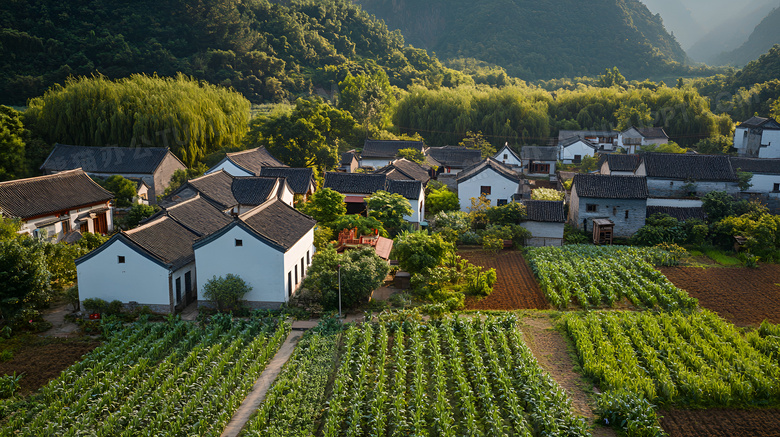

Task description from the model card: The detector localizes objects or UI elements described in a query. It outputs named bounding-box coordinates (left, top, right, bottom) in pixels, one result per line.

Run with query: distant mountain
left=640, top=0, right=704, bottom=49
left=714, top=7, right=780, bottom=66
left=352, top=0, right=688, bottom=81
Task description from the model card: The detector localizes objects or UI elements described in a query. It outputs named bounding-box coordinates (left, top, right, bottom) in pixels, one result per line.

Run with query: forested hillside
left=714, top=7, right=780, bottom=67
left=352, top=0, right=689, bottom=80
left=0, top=0, right=469, bottom=105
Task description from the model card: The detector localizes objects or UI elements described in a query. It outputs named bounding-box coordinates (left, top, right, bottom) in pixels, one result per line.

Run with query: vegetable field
left=4, top=315, right=289, bottom=436
left=459, top=250, right=549, bottom=310
left=526, top=245, right=697, bottom=310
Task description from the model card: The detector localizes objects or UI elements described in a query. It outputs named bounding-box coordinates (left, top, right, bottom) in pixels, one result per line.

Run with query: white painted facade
left=494, top=146, right=522, bottom=167
left=734, top=126, right=780, bottom=158
left=206, top=160, right=254, bottom=177
left=18, top=203, right=113, bottom=242
left=404, top=185, right=426, bottom=224
left=744, top=173, right=780, bottom=196
left=618, top=129, right=667, bottom=154
left=360, top=158, right=394, bottom=170
left=519, top=221, right=564, bottom=247
left=559, top=140, right=596, bottom=164
left=645, top=198, right=703, bottom=208
left=457, top=168, right=520, bottom=212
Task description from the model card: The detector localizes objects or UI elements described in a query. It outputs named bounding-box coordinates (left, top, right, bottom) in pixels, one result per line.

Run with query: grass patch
left=704, top=249, right=741, bottom=266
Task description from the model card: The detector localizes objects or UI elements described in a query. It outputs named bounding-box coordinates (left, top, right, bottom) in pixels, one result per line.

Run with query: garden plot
left=459, top=249, right=549, bottom=310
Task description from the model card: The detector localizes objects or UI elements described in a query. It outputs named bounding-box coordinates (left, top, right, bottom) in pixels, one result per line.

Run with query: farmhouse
left=206, top=147, right=287, bottom=176
left=599, top=154, right=641, bottom=175
left=194, top=198, right=316, bottom=308
left=558, top=130, right=618, bottom=151
left=733, top=116, right=780, bottom=158
left=426, top=146, right=482, bottom=175
left=494, top=144, right=523, bottom=168
left=618, top=126, right=669, bottom=154
left=373, top=158, right=431, bottom=184
left=256, top=167, right=315, bottom=199
left=569, top=173, right=648, bottom=237
left=456, top=158, right=522, bottom=211
left=323, top=172, right=426, bottom=224
left=40, top=144, right=186, bottom=202
left=0, top=169, right=114, bottom=242
left=558, top=137, right=597, bottom=164
left=520, top=146, right=557, bottom=178
left=636, top=153, right=738, bottom=199
left=339, top=150, right=359, bottom=173
left=360, top=139, right=425, bottom=169
left=76, top=195, right=232, bottom=313
left=729, top=157, right=780, bottom=212
left=520, top=200, right=565, bottom=247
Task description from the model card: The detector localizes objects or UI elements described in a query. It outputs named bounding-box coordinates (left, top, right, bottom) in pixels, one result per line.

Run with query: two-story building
left=618, top=127, right=669, bottom=154
left=456, top=158, right=522, bottom=211
left=733, top=116, right=780, bottom=158
left=520, top=146, right=557, bottom=179
left=569, top=174, right=648, bottom=237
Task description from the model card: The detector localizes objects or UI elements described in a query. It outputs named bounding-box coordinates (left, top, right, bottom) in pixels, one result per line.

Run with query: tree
left=0, top=106, right=27, bottom=181
left=339, top=67, right=396, bottom=137
left=163, top=164, right=208, bottom=197
left=123, top=204, right=159, bottom=229
left=75, top=232, right=108, bottom=252
left=426, top=187, right=460, bottom=215
left=459, top=131, right=497, bottom=158
left=0, top=216, right=21, bottom=242
left=640, top=142, right=687, bottom=154
left=202, top=274, right=251, bottom=312
left=392, top=231, right=454, bottom=275
left=615, top=102, right=652, bottom=131
left=101, top=175, right=137, bottom=207
left=297, top=188, right=346, bottom=224
left=329, top=215, right=387, bottom=237
left=702, top=191, right=736, bottom=223
left=531, top=188, right=564, bottom=201
left=694, top=135, right=731, bottom=155
left=597, top=67, right=626, bottom=88
left=735, top=170, right=754, bottom=191
left=366, top=190, right=412, bottom=235
left=0, top=238, right=52, bottom=324
left=397, top=147, right=425, bottom=164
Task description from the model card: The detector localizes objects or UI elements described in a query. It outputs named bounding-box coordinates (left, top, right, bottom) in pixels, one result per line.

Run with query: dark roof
left=323, top=173, right=387, bottom=194
left=0, top=169, right=113, bottom=219
left=125, top=216, right=200, bottom=269
left=457, top=158, right=522, bottom=184
left=573, top=174, right=648, bottom=199
left=238, top=199, right=316, bottom=251
left=647, top=206, right=707, bottom=221
left=495, top=145, right=523, bottom=162
left=559, top=137, right=597, bottom=149
left=166, top=171, right=285, bottom=210
left=386, top=179, right=423, bottom=200
left=602, top=154, right=641, bottom=172
left=641, top=153, right=736, bottom=181
left=558, top=130, right=618, bottom=142
left=221, top=147, right=287, bottom=174
left=525, top=200, right=566, bottom=223
left=362, top=139, right=424, bottom=159
left=729, top=157, right=780, bottom=175
left=257, top=167, right=314, bottom=194
left=341, top=150, right=357, bottom=165
left=232, top=177, right=280, bottom=205
left=520, top=146, right=558, bottom=161
left=426, top=146, right=482, bottom=168
left=40, top=144, right=182, bottom=174
left=636, top=127, right=668, bottom=139
left=160, top=195, right=233, bottom=236
left=374, top=159, right=430, bottom=183
left=185, top=171, right=238, bottom=208
left=739, top=116, right=780, bottom=130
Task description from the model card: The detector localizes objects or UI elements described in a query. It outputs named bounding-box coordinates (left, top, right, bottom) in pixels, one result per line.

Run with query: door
left=184, top=271, right=192, bottom=304
left=175, top=277, right=182, bottom=305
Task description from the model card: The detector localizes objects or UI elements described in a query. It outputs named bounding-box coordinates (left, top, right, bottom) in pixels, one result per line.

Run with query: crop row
left=562, top=311, right=780, bottom=407
left=5, top=315, right=289, bottom=436
left=526, top=245, right=697, bottom=310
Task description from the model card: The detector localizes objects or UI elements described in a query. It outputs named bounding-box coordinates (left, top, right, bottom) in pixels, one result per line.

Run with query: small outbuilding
left=520, top=200, right=566, bottom=246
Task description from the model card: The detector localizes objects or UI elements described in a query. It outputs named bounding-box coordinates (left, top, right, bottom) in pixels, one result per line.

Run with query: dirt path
left=520, top=315, right=617, bottom=437
left=40, top=302, right=79, bottom=337
left=220, top=330, right=302, bottom=437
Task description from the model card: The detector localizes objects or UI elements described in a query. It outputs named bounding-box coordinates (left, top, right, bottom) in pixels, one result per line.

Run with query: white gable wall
left=560, top=141, right=596, bottom=164
left=745, top=173, right=780, bottom=195
left=519, top=221, right=564, bottom=247
left=457, top=168, right=519, bottom=211
left=759, top=130, right=780, bottom=158
left=403, top=185, right=426, bottom=224
left=207, top=160, right=254, bottom=177
left=495, top=146, right=522, bottom=167
left=283, top=228, right=316, bottom=299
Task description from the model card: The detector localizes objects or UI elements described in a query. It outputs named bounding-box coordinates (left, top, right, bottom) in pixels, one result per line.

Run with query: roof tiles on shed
left=361, top=139, right=424, bottom=159
left=641, top=153, right=736, bottom=181
left=524, top=200, right=565, bottom=223
left=573, top=174, right=648, bottom=199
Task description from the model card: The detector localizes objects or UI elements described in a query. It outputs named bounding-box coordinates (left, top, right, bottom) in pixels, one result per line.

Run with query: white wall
left=283, top=228, right=316, bottom=297
left=495, top=147, right=522, bottom=167
left=360, top=158, right=393, bottom=169
left=646, top=198, right=703, bottom=207
left=457, top=169, right=519, bottom=211
left=77, top=239, right=171, bottom=307
left=745, top=173, right=780, bottom=194
left=560, top=141, right=596, bottom=164
left=404, top=185, right=426, bottom=223
left=759, top=130, right=780, bottom=158
left=733, top=127, right=748, bottom=151
left=171, top=261, right=196, bottom=308
left=207, top=160, right=253, bottom=177
left=520, top=221, right=564, bottom=247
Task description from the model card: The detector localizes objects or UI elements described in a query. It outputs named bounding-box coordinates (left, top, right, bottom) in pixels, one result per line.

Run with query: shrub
left=564, top=224, right=588, bottom=244
left=596, top=390, right=665, bottom=437
left=107, top=300, right=124, bottom=315
left=202, top=274, right=252, bottom=312
left=426, top=187, right=460, bottom=215
left=459, top=231, right=482, bottom=245
left=484, top=202, right=527, bottom=225
left=82, top=298, right=108, bottom=314
left=531, top=188, right=565, bottom=201
left=392, top=231, right=454, bottom=275
left=482, top=235, right=504, bottom=254
left=302, top=247, right=389, bottom=311
left=65, top=285, right=80, bottom=311
left=0, top=372, right=23, bottom=399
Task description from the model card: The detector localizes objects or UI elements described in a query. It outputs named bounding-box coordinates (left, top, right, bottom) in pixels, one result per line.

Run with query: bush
left=564, top=224, right=588, bottom=244
left=484, top=202, right=527, bottom=225
left=0, top=373, right=23, bottom=399
left=482, top=235, right=504, bottom=254
left=82, top=298, right=108, bottom=314
left=392, top=231, right=454, bottom=275
left=65, top=285, right=80, bottom=311
left=107, top=300, right=124, bottom=315
left=302, top=247, right=389, bottom=311
left=459, top=231, right=482, bottom=245
left=426, top=187, right=460, bottom=215
left=202, top=274, right=252, bottom=312
left=531, top=188, right=564, bottom=201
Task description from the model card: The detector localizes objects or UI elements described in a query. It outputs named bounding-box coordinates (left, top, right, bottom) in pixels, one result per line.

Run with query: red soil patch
left=460, top=249, right=550, bottom=310
left=659, top=264, right=780, bottom=327
left=660, top=409, right=780, bottom=437
left=0, top=340, right=99, bottom=395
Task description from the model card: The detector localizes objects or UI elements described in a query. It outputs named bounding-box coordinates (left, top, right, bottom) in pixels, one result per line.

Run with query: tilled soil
left=0, top=341, right=99, bottom=395
left=460, top=249, right=550, bottom=310
left=660, top=264, right=780, bottom=326
left=660, top=408, right=780, bottom=437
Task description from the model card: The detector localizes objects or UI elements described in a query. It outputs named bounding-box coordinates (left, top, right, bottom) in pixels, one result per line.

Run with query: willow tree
left=25, top=73, right=250, bottom=166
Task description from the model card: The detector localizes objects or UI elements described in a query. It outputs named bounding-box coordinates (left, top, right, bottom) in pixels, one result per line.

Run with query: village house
left=520, top=146, right=557, bottom=179
left=456, top=158, right=522, bottom=211
left=569, top=174, right=648, bottom=237
left=733, top=116, right=780, bottom=158
left=558, top=137, right=598, bottom=164
left=359, top=139, right=425, bottom=169
left=494, top=144, right=523, bottom=168
left=206, top=146, right=288, bottom=176
left=339, top=150, right=359, bottom=173
left=426, top=146, right=482, bottom=175
left=0, top=169, right=114, bottom=242
left=636, top=153, right=738, bottom=200
left=646, top=205, right=707, bottom=222
left=255, top=167, right=316, bottom=200
left=75, top=195, right=232, bottom=313
left=373, top=158, right=431, bottom=185
left=558, top=130, right=618, bottom=151
left=40, top=144, right=186, bottom=203
left=599, top=154, right=642, bottom=175
left=520, top=200, right=566, bottom=247
left=617, top=126, right=669, bottom=154
left=729, top=157, right=780, bottom=212
left=322, top=172, right=426, bottom=224
left=194, top=198, right=316, bottom=308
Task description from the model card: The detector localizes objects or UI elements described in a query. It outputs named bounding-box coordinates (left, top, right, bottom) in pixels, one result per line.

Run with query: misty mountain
left=714, top=6, right=780, bottom=66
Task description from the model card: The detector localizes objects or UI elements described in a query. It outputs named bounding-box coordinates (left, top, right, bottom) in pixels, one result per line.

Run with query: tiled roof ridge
left=0, top=168, right=88, bottom=186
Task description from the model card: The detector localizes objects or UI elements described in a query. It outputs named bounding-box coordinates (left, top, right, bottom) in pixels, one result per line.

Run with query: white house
left=207, top=147, right=287, bottom=176
left=618, top=127, right=669, bottom=154
left=256, top=167, right=316, bottom=200
left=386, top=179, right=426, bottom=224
left=599, top=154, right=641, bottom=175
left=636, top=153, right=739, bottom=199
left=456, top=158, right=522, bottom=211
left=520, top=200, right=565, bottom=246
left=494, top=144, right=523, bottom=168
left=558, top=130, right=618, bottom=151
left=427, top=146, right=482, bottom=175
left=729, top=157, right=780, bottom=199
left=520, top=146, right=558, bottom=179
left=75, top=195, right=232, bottom=313
left=0, top=169, right=114, bottom=242
left=558, top=137, right=597, bottom=164
left=733, top=116, right=780, bottom=158
left=194, top=199, right=316, bottom=308
left=322, top=172, right=426, bottom=225
left=360, top=139, right=425, bottom=169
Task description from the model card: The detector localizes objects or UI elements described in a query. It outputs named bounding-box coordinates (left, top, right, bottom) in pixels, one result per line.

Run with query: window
left=503, top=153, right=508, bottom=160
left=530, top=163, right=550, bottom=174
left=62, top=220, right=71, bottom=234
left=301, top=258, right=305, bottom=277
left=307, top=250, right=310, bottom=265
left=497, top=199, right=508, bottom=206
left=295, top=265, right=298, bottom=285
left=774, top=183, right=780, bottom=192
left=175, top=277, right=182, bottom=304
left=625, top=210, right=629, bottom=220
left=118, top=256, right=125, bottom=264
left=586, top=204, right=597, bottom=213
left=235, top=239, right=243, bottom=247
left=573, top=155, right=582, bottom=163
left=288, top=272, right=292, bottom=296
left=480, top=186, right=492, bottom=195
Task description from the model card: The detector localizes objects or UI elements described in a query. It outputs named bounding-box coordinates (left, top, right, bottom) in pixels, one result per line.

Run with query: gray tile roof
left=559, top=137, right=597, bottom=149
left=166, top=171, right=285, bottom=210
left=40, top=144, right=182, bottom=174
left=525, top=200, right=565, bottom=223
left=185, top=171, right=237, bottom=208
left=386, top=179, right=423, bottom=200
left=457, top=158, right=522, bottom=184
left=161, top=195, right=233, bottom=236
left=558, top=130, right=618, bottom=142
left=323, top=172, right=388, bottom=194
left=125, top=216, right=201, bottom=269
left=0, top=169, right=113, bottom=219
left=641, top=153, right=736, bottom=181
left=426, top=146, right=482, bottom=168
left=729, top=157, right=780, bottom=175
left=232, top=177, right=280, bottom=205
left=739, top=116, right=780, bottom=130
left=495, top=145, right=523, bottom=161
left=602, top=154, right=641, bottom=172
left=520, top=146, right=558, bottom=161
left=636, top=127, right=668, bottom=139
left=222, top=147, right=287, bottom=174
left=239, top=199, right=316, bottom=251
left=341, top=150, right=357, bottom=165
left=573, top=174, right=648, bottom=199
left=361, top=139, right=424, bottom=159
left=374, top=159, right=430, bottom=183
left=647, top=206, right=706, bottom=221
left=257, top=167, right=314, bottom=194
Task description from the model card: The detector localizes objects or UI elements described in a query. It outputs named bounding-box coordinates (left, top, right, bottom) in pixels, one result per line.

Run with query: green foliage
left=82, top=298, right=108, bottom=314
left=100, top=175, right=137, bottom=208
left=0, top=373, right=23, bottom=399
left=202, top=274, right=252, bottom=312
left=0, top=216, right=21, bottom=241
left=0, top=106, right=27, bottom=181
left=426, top=187, right=459, bottom=216
left=431, top=210, right=470, bottom=233
left=482, top=235, right=503, bottom=254
left=563, top=223, right=588, bottom=244
left=700, top=191, right=765, bottom=223
left=579, top=155, right=600, bottom=172
left=639, top=142, right=686, bottom=154
left=163, top=165, right=208, bottom=197
left=615, top=102, right=652, bottom=131
left=313, top=226, right=334, bottom=251
left=596, top=390, right=665, bottom=437
left=694, top=135, right=732, bottom=155
left=25, top=74, right=250, bottom=166
left=122, top=204, right=159, bottom=229
left=484, top=202, right=527, bottom=226
left=396, top=147, right=426, bottom=164
left=75, top=232, right=108, bottom=252
left=736, top=171, right=754, bottom=191
left=392, top=231, right=454, bottom=275
left=481, top=224, right=531, bottom=247
left=301, top=246, right=389, bottom=310
left=598, top=67, right=627, bottom=88
left=297, top=188, right=346, bottom=224
left=713, top=212, right=780, bottom=257
left=339, top=67, right=396, bottom=136
left=633, top=214, right=709, bottom=247
left=0, top=238, right=52, bottom=324
left=366, top=190, right=413, bottom=235
left=459, top=131, right=497, bottom=158
left=531, top=188, right=564, bottom=201
left=328, top=215, right=387, bottom=238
